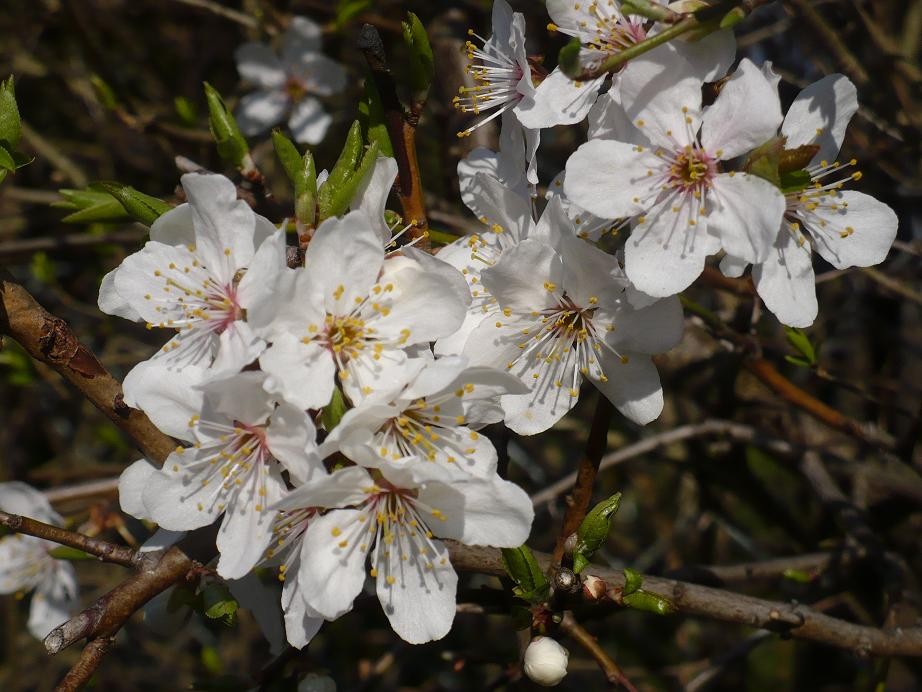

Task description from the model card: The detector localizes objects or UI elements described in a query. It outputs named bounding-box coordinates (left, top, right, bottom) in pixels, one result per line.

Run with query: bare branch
left=0, top=510, right=137, bottom=567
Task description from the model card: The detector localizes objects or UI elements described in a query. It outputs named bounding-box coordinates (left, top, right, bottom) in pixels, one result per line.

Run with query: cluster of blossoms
left=86, top=0, right=899, bottom=658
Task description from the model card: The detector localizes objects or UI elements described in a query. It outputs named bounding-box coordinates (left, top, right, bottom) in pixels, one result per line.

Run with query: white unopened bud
left=523, top=636, right=569, bottom=687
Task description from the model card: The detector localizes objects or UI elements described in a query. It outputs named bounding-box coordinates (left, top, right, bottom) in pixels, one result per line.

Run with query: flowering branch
left=0, top=270, right=176, bottom=463
left=446, top=543, right=922, bottom=657
left=559, top=611, right=637, bottom=691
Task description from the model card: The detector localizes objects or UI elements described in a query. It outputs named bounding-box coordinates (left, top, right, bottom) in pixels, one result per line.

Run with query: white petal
left=701, top=58, right=782, bottom=160
left=235, top=42, right=285, bottom=89
left=604, top=295, right=684, bottom=354
left=237, top=228, right=287, bottom=312
left=624, top=201, right=722, bottom=297
left=236, top=89, right=289, bottom=137
left=419, top=476, right=533, bottom=547
left=260, top=334, right=336, bottom=411
left=122, top=359, right=204, bottom=441
left=199, top=370, right=273, bottom=424
left=516, top=68, right=603, bottom=128
left=305, top=210, right=384, bottom=312
left=0, top=482, right=58, bottom=523
left=460, top=172, right=533, bottom=243
left=564, top=139, right=658, bottom=219
left=143, top=462, right=223, bottom=531
left=781, top=74, right=857, bottom=165
left=139, top=528, right=186, bottom=552
left=183, top=173, right=259, bottom=280
left=118, top=459, right=159, bottom=521
left=282, top=16, right=323, bottom=63
left=215, top=468, right=286, bottom=579
left=708, top=173, right=786, bottom=264
left=288, top=97, right=332, bottom=145
left=227, top=573, right=287, bottom=655
left=28, top=562, right=78, bottom=639
left=267, top=403, right=323, bottom=485
left=375, top=536, right=457, bottom=644
left=753, top=231, right=818, bottom=328
left=149, top=203, right=193, bottom=245
left=296, top=509, right=370, bottom=619
left=592, top=353, right=664, bottom=424
left=209, top=322, right=266, bottom=379
left=98, top=267, right=141, bottom=321
left=273, top=466, right=372, bottom=512
left=481, top=239, right=564, bottom=312
left=352, top=156, right=398, bottom=245
left=674, top=28, right=735, bottom=82
left=289, top=55, right=347, bottom=97
left=719, top=254, right=749, bottom=278
left=806, top=190, right=898, bottom=270
left=586, top=88, right=648, bottom=144
left=283, top=594, right=324, bottom=649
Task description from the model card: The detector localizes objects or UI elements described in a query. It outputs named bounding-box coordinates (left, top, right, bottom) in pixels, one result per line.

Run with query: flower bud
left=583, top=574, right=608, bottom=601
left=523, top=636, right=569, bottom=687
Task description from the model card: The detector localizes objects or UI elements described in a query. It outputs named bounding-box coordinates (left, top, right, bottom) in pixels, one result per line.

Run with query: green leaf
left=49, top=546, right=93, bottom=561
left=89, top=74, right=119, bottom=110
left=321, top=385, right=348, bottom=431
left=202, top=583, right=238, bottom=625
left=54, top=188, right=129, bottom=224
left=0, top=75, right=22, bottom=146
left=572, top=492, right=622, bottom=573
left=783, top=326, right=816, bottom=366
left=744, top=136, right=784, bottom=188
left=90, top=181, right=171, bottom=226
left=174, top=96, right=198, bottom=126
left=558, top=38, right=583, bottom=79
left=0, top=144, right=16, bottom=172
left=622, top=567, right=644, bottom=596
left=402, top=12, right=435, bottom=101
left=719, top=6, right=746, bottom=29
left=622, top=590, right=674, bottom=615
left=501, top=545, right=550, bottom=604
left=321, top=120, right=363, bottom=194
left=779, top=169, right=812, bottom=194
left=358, top=72, right=393, bottom=157
left=203, top=82, right=249, bottom=168
left=784, top=355, right=812, bottom=368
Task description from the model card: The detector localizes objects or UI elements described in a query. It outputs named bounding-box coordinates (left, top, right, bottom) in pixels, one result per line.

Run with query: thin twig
left=0, top=270, right=177, bottom=463
left=551, top=396, right=614, bottom=565
left=54, top=637, right=115, bottom=692
left=358, top=24, right=430, bottom=249
left=0, top=510, right=137, bottom=567
left=43, top=478, right=121, bottom=504
left=167, top=0, right=259, bottom=29
left=559, top=611, right=637, bottom=690
left=447, top=544, right=922, bottom=657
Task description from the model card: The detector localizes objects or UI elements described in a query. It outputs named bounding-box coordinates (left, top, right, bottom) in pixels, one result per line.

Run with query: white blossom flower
left=523, top=636, right=569, bottom=687
left=517, top=2, right=735, bottom=129
left=453, top=0, right=540, bottom=183
left=254, top=209, right=470, bottom=410
left=118, top=365, right=322, bottom=579
left=320, top=355, right=528, bottom=482
left=721, top=74, right=898, bottom=327
left=565, top=58, right=787, bottom=297
left=462, top=197, right=684, bottom=434
left=271, top=464, right=534, bottom=644
left=99, top=173, right=283, bottom=379
left=235, top=16, right=346, bottom=144
left=0, top=482, right=78, bottom=640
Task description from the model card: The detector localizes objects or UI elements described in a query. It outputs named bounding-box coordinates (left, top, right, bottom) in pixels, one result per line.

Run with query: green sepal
left=323, top=121, right=363, bottom=196
left=402, top=12, right=435, bottom=102
left=358, top=71, right=394, bottom=157
left=90, top=181, right=171, bottom=226
left=622, top=567, right=643, bottom=596
left=321, top=385, right=348, bottom=431
left=0, top=145, right=16, bottom=173
left=572, top=492, right=622, bottom=574
left=783, top=326, right=817, bottom=366
left=558, top=38, right=583, bottom=79
left=501, top=545, right=550, bottom=604
left=719, top=7, right=746, bottom=29
left=622, top=590, right=674, bottom=615
left=779, top=169, right=812, bottom=194
left=54, top=188, right=129, bottom=224
left=202, top=582, right=239, bottom=625
left=779, top=144, right=820, bottom=173
left=322, top=140, right=379, bottom=221
left=174, top=96, right=199, bottom=126
left=272, top=130, right=318, bottom=225
left=744, top=136, right=784, bottom=188
left=0, top=75, right=22, bottom=147
left=203, top=82, right=249, bottom=168
left=48, top=546, right=93, bottom=561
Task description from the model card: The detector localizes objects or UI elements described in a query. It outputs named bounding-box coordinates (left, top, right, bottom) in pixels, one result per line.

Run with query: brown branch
left=43, top=478, right=121, bottom=504
left=446, top=544, right=922, bottom=657
left=551, top=396, right=614, bottom=565
left=44, top=546, right=195, bottom=655
left=0, top=270, right=177, bottom=463
left=0, top=510, right=136, bottom=567
left=358, top=23, right=430, bottom=249
left=559, top=611, right=637, bottom=691
left=55, top=637, right=115, bottom=692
